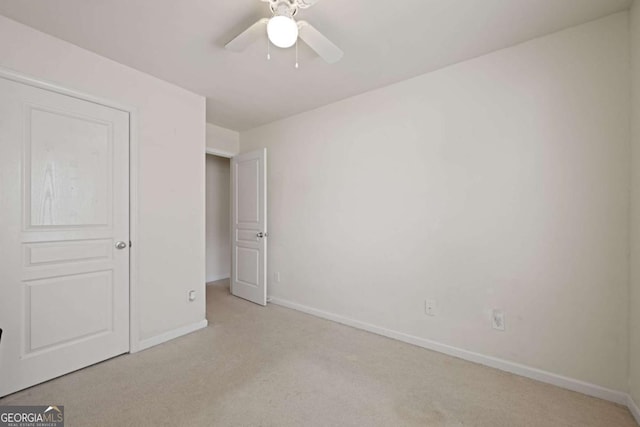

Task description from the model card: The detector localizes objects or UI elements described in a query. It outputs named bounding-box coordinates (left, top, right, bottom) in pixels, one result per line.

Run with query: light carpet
left=1, top=279, right=636, bottom=426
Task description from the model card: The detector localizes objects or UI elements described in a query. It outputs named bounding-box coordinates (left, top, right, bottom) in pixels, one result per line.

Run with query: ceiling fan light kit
left=225, top=0, right=343, bottom=65
left=267, top=15, right=298, bottom=48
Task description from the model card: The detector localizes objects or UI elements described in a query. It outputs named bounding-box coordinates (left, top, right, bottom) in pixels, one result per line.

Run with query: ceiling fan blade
left=297, top=21, right=343, bottom=64
left=225, top=18, right=269, bottom=52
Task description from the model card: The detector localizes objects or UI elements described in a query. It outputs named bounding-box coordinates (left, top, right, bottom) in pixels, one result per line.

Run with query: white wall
left=242, top=13, right=631, bottom=392
left=206, top=155, right=231, bottom=282
left=0, top=15, right=206, bottom=345
left=207, top=123, right=239, bottom=156
left=630, top=0, right=640, bottom=409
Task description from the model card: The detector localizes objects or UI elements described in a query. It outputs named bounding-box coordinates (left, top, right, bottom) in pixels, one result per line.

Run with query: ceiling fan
left=225, top=0, right=344, bottom=64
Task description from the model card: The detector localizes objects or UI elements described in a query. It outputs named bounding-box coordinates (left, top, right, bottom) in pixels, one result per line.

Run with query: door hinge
left=129, top=241, right=132, bottom=247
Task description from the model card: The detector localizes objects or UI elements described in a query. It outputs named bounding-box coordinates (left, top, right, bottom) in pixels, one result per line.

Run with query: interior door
left=231, top=149, right=267, bottom=306
left=0, top=77, right=130, bottom=397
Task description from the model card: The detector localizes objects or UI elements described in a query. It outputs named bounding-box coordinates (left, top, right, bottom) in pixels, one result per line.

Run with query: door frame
left=0, top=66, right=142, bottom=353
left=206, top=147, right=235, bottom=158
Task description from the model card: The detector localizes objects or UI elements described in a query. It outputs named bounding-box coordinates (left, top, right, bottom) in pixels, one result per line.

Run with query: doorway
left=206, top=154, right=232, bottom=283
left=206, top=148, right=268, bottom=306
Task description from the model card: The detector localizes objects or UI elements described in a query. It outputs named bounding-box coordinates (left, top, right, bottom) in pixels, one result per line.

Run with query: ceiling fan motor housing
left=263, top=0, right=318, bottom=17
left=269, top=0, right=298, bottom=17
left=295, top=0, right=317, bottom=9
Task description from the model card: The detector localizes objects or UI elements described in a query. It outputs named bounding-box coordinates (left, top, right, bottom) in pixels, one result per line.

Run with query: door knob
left=115, top=241, right=127, bottom=250
left=256, top=232, right=267, bottom=238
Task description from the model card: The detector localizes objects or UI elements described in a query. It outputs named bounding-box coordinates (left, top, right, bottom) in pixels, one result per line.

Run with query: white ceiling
left=0, top=0, right=632, bottom=130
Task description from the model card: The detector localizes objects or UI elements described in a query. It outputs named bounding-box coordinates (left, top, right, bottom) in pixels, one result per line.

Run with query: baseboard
left=136, top=319, right=208, bottom=352
left=628, top=395, right=640, bottom=425
left=269, top=296, right=628, bottom=405
left=206, top=274, right=230, bottom=284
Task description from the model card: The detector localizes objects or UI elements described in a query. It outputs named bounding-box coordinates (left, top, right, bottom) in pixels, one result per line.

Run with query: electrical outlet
left=275, top=272, right=281, bottom=283
left=425, top=299, right=437, bottom=316
left=492, top=309, right=505, bottom=331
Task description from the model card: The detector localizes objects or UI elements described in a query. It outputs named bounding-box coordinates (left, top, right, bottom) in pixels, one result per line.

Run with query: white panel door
left=231, top=149, right=267, bottom=306
left=0, top=77, right=130, bottom=397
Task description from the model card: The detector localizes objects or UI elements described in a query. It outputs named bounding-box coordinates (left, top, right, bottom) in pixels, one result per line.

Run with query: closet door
left=0, top=77, right=130, bottom=396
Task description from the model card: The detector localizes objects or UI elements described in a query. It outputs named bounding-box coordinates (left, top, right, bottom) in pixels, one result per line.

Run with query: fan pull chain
left=267, top=37, right=271, bottom=60
left=295, top=38, right=299, bottom=69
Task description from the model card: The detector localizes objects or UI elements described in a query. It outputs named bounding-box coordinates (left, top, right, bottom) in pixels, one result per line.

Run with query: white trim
left=628, top=394, right=640, bottom=425
left=269, top=296, right=629, bottom=405
left=0, top=66, right=136, bottom=114
left=0, top=65, right=142, bottom=354
left=206, top=147, right=236, bottom=158
left=137, top=320, right=209, bottom=352
left=128, top=111, right=141, bottom=353
left=206, top=274, right=230, bottom=283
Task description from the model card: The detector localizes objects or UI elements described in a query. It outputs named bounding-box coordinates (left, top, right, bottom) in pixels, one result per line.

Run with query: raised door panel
left=26, top=271, right=113, bottom=354
left=236, top=159, right=260, bottom=226
left=26, top=106, right=113, bottom=229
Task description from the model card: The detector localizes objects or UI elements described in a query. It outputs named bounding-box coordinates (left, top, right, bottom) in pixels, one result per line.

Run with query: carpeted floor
left=1, top=279, right=637, bottom=426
